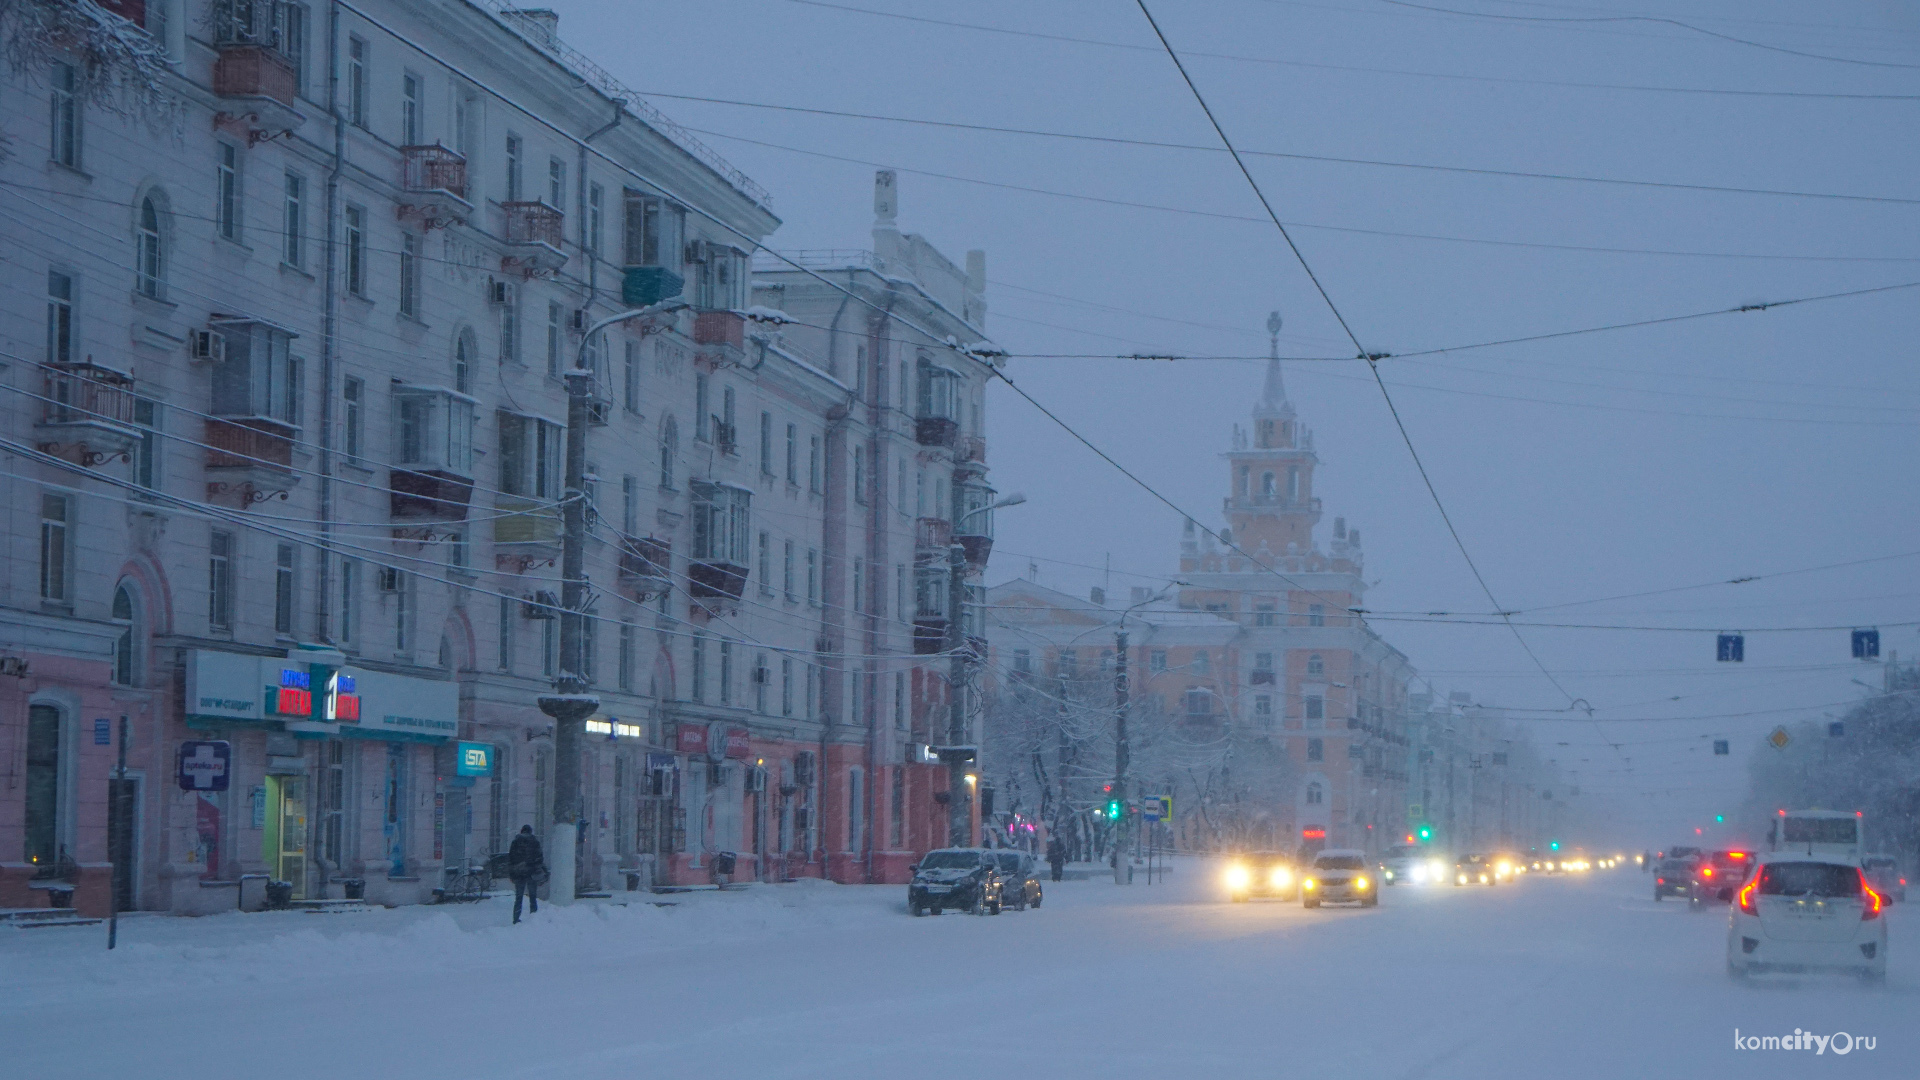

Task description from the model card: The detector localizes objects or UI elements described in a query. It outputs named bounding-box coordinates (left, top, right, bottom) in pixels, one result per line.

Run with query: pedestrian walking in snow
left=509, top=825, right=545, bottom=924
left=1047, top=838, right=1066, bottom=882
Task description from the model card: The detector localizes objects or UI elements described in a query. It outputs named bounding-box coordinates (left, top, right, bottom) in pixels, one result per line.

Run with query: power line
left=779, top=0, right=1920, bottom=99
left=1357, top=615, right=1920, bottom=633
left=633, top=88, right=1920, bottom=204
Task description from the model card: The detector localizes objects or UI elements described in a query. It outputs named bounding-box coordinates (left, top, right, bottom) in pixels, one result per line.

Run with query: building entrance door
left=263, top=775, right=308, bottom=899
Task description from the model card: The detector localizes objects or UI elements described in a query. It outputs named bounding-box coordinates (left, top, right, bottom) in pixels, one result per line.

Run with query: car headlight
left=1225, top=865, right=1251, bottom=890
left=1303, top=878, right=1317, bottom=890
left=1271, top=868, right=1292, bottom=888
left=1355, top=877, right=1369, bottom=890
left=1497, top=862, right=1511, bottom=875
left=1430, top=860, right=1446, bottom=878
left=1457, top=873, right=1468, bottom=883
left=1384, top=870, right=1395, bottom=880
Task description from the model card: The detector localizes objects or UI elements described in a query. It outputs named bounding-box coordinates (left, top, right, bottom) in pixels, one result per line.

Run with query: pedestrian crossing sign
left=1143, top=795, right=1171, bottom=822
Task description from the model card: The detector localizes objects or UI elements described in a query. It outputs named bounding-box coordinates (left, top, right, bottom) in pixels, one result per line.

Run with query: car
left=1862, top=856, right=1906, bottom=903
left=907, top=848, right=1006, bottom=916
left=1665, top=845, right=1703, bottom=862
left=1489, top=852, right=1522, bottom=881
left=1453, top=853, right=1496, bottom=886
left=1653, top=857, right=1697, bottom=901
left=1688, top=849, right=1755, bottom=909
left=1302, top=849, right=1377, bottom=908
left=1224, top=850, right=1298, bottom=901
left=1726, top=853, right=1887, bottom=983
left=991, top=850, right=1044, bottom=910
left=1378, top=844, right=1418, bottom=886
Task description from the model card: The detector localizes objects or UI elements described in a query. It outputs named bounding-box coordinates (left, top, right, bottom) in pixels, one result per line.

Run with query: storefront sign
left=676, top=724, right=708, bottom=756
left=185, top=651, right=454, bottom=740
left=177, top=740, right=232, bottom=791
left=725, top=727, right=752, bottom=759
left=186, top=651, right=265, bottom=720
left=456, top=742, right=494, bottom=777
left=646, top=752, right=677, bottom=772
left=341, top=667, right=459, bottom=738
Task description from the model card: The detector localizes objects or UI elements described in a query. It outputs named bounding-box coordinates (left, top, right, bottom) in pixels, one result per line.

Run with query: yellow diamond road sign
left=1768, top=727, right=1791, bottom=750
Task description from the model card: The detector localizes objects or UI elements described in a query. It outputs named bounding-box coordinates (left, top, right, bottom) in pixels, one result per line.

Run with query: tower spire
left=1255, top=310, right=1293, bottom=420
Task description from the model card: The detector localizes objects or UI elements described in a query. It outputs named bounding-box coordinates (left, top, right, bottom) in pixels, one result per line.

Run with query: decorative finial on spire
left=1254, top=310, right=1293, bottom=422
left=1267, top=310, right=1283, bottom=358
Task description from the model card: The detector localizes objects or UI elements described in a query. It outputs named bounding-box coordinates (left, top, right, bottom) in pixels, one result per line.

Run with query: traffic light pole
left=1112, top=626, right=1130, bottom=885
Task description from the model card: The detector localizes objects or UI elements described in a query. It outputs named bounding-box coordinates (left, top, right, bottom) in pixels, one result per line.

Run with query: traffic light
left=1417, top=825, right=1433, bottom=842
left=1714, top=814, right=1725, bottom=824
left=1105, top=799, right=1123, bottom=821
left=1549, top=840, right=1561, bottom=851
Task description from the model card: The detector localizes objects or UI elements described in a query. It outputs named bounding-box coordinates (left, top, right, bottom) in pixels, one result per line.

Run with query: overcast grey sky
left=549, top=0, right=1919, bottom=839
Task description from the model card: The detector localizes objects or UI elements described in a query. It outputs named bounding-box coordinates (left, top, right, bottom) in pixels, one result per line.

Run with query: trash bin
left=265, top=880, right=294, bottom=908
left=341, top=878, right=366, bottom=901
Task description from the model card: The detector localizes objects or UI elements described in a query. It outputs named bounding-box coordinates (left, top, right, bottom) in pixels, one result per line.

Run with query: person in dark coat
left=1047, top=838, right=1066, bottom=882
left=508, top=825, right=545, bottom=924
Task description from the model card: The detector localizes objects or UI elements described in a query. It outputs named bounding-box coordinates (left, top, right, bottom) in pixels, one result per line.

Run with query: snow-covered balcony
left=397, top=145, right=472, bottom=229
left=34, top=362, right=139, bottom=467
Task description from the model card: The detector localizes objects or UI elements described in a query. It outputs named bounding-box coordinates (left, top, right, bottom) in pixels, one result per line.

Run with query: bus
left=1766, top=810, right=1864, bottom=861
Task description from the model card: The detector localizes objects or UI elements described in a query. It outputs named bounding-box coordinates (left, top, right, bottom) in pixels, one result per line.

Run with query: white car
left=1302, top=849, right=1378, bottom=908
left=1726, top=854, right=1887, bottom=983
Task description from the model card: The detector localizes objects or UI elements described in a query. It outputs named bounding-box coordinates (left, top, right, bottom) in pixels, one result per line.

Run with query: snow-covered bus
left=1766, top=810, right=1864, bottom=861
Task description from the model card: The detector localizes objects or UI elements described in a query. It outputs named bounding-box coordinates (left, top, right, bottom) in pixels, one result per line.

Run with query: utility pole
left=944, top=530, right=970, bottom=848
left=540, top=301, right=686, bottom=903
left=1112, top=626, right=1130, bottom=884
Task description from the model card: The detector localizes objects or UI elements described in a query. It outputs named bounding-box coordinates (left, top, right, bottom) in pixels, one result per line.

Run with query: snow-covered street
left=3, top=858, right=1908, bottom=1079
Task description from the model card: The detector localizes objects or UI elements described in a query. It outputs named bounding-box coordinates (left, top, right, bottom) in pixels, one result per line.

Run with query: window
left=274, top=543, right=297, bottom=636
left=131, top=397, right=159, bottom=491
left=1150, top=649, right=1167, bottom=673
left=110, top=585, right=137, bottom=686
left=1304, top=694, right=1324, bottom=721
left=895, top=565, right=905, bottom=622
left=896, top=460, right=908, bottom=516
left=1255, top=602, right=1276, bottom=627
left=447, top=530, right=467, bottom=573
left=497, top=595, right=514, bottom=671
left=1309, top=604, right=1325, bottom=627
left=496, top=413, right=562, bottom=497
left=320, top=741, right=345, bottom=868
left=504, top=134, right=522, bottom=201
left=209, top=529, right=235, bottom=631
left=618, top=621, right=635, bottom=690
left=1307, top=653, right=1324, bottom=676
left=1287, top=467, right=1300, bottom=502
left=808, top=435, right=821, bottom=493
left=718, top=639, right=733, bottom=704
left=398, top=233, right=420, bottom=317
left=546, top=302, right=563, bottom=377
left=784, top=423, right=797, bottom=483
left=622, top=192, right=684, bottom=267
left=25, top=705, right=63, bottom=878
left=393, top=570, right=410, bottom=653
left=1256, top=651, right=1274, bottom=670
left=853, top=447, right=867, bottom=504
left=781, top=657, right=794, bottom=716
left=757, top=531, right=772, bottom=596
left=401, top=72, right=420, bottom=144
left=46, top=271, right=74, bottom=365
left=1305, top=781, right=1324, bottom=805
left=759, top=411, right=773, bottom=473
left=38, top=494, right=71, bottom=604
left=806, top=549, right=819, bottom=606
left=783, top=540, right=795, bottom=602
left=621, top=475, right=638, bottom=535
left=847, top=768, right=864, bottom=851
left=547, top=157, right=565, bottom=210
left=453, top=331, right=474, bottom=394
left=347, top=36, right=367, bottom=127
left=694, top=374, right=709, bottom=441
left=690, top=632, right=705, bottom=702
left=394, top=388, right=475, bottom=475
left=216, top=143, right=241, bottom=241
left=1255, top=695, right=1273, bottom=727
left=452, top=89, right=471, bottom=156
left=691, top=481, right=751, bottom=564
left=208, top=320, right=299, bottom=423
left=1307, top=738, right=1324, bottom=763
left=623, top=341, right=640, bottom=412
left=344, top=205, right=366, bottom=295
left=1185, top=689, right=1212, bottom=718
left=50, top=62, right=80, bottom=168
left=1261, top=471, right=1275, bottom=499
left=339, top=558, right=357, bottom=646
left=658, top=415, right=677, bottom=489
left=852, top=557, right=864, bottom=612
left=136, top=195, right=165, bottom=298
left=720, top=386, right=736, bottom=453
left=1193, top=651, right=1210, bottom=675
left=282, top=172, right=304, bottom=267
left=692, top=243, right=747, bottom=309
left=343, top=377, right=364, bottom=461
left=586, top=183, right=604, bottom=253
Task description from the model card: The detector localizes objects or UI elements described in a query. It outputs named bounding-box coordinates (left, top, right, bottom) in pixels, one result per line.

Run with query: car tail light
left=1860, top=872, right=1884, bottom=921
left=1656, top=877, right=1665, bottom=885
left=1702, top=868, right=1714, bottom=879
left=1737, top=873, right=1760, bottom=916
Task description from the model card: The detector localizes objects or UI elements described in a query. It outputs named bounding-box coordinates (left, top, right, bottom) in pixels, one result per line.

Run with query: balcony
left=1249, top=670, right=1276, bottom=686
left=914, top=416, right=957, bottom=449
left=914, top=517, right=951, bottom=554
left=493, top=495, right=561, bottom=568
left=389, top=469, right=473, bottom=520
left=205, top=417, right=297, bottom=506
left=960, top=434, right=987, bottom=465
left=397, top=145, right=471, bottom=229
left=618, top=535, right=672, bottom=598
left=913, top=617, right=948, bottom=655
left=499, top=202, right=567, bottom=276
left=687, top=560, right=747, bottom=601
left=35, top=364, right=139, bottom=466
left=954, top=530, right=992, bottom=571
left=211, top=45, right=305, bottom=143
left=693, top=310, right=745, bottom=350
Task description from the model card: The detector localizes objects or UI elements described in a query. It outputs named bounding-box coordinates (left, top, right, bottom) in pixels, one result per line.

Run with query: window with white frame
left=49, top=62, right=80, bottom=168
left=691, top=481, right=751, bottom=565
left=393, top=386, right=475, bottom=476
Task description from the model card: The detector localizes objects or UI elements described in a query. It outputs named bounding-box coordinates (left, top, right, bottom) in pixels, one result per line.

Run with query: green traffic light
left=1715, top=814, right=1725, bottom=823
left=1417, top=826, right=1433, bottom=841
left=1550, top=841, right=1561, bottom=851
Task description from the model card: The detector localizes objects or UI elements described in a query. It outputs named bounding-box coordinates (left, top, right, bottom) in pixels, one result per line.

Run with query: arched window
left=1306, top=780, right=1324, bottom=803
left=454, top=330, right=476, bottom=394
left=111, top=585, right=137, bottom=686
left=658, top=415, right=678, bottom=490
left=136, top=194, right=166, bottom=298
left=1307, top=653, right=1323, bottom=676
left=1260, top=471, right=1276, bottom=499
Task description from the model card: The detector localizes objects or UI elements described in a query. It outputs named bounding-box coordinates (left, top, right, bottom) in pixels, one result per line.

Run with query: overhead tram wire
left=630, top=89, right=1920, bottom=205
left=703, top=130, right=1920, bottom=265
left=1134, top=0, right=1621, bottom=761
left=779, top=0, right=1920, bottom=99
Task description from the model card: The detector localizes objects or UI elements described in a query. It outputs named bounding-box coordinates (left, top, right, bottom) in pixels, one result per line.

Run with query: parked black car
left=908, top=848, right=1005, bottom=916
left=991, top=850, right=1044, bottom=910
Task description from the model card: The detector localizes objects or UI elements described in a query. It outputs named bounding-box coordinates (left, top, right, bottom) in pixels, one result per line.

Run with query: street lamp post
left=539, top=300, right=687, bottom=905
left=1109, top=586, right=1171, bottom=884
left=943, top=491, right=1025, bottom=848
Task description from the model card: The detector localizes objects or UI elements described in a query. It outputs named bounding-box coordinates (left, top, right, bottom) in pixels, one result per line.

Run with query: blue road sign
left=1852, top=629, right=1880, bottom=660
left=1716, top=634, right=1744, bottom=662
